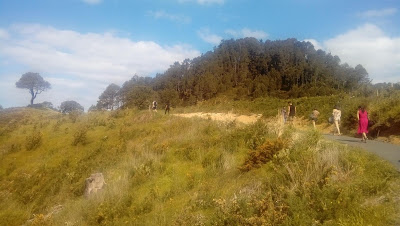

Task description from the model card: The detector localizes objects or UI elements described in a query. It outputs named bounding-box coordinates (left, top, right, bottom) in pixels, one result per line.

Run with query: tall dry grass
left=0, top=108, right=399, bottom=225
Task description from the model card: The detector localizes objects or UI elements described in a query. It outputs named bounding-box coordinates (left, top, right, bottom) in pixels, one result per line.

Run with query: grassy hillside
left=0, top=107, right=399, bottom=225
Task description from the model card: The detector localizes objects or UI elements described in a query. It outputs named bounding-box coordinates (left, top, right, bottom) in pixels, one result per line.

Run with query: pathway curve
left=323, top=134, right=400, bottom=171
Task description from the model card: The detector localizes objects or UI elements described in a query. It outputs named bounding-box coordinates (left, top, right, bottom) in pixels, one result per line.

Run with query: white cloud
left=82, top=0, right=102, bottom=5
left=0, top=24, right=200, bottom=109
left=322, top=23, right=400, bottom=83
left=197, top=28, right=223, bottom=45
left=0, top=28, right=9, bottom=39
left=225, top=28, right=268, bottom=40
left=147, top=10, right=191, bottom=24
left=358, top=8, right=397, bottom=18
left=303, top=39, right=323, bottom=50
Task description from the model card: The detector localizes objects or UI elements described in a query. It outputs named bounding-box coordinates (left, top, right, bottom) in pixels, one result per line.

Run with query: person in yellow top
left=332, top=105, right=341, bottom=135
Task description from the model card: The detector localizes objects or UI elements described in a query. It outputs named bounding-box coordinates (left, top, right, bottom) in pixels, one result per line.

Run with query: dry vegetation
left=0, top=106, right=399, bottom=225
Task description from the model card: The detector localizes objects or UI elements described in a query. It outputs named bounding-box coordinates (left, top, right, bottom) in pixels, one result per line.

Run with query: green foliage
left=96, top=83, right=121, bottom=110
left=96, top=38, right=371, bottom=110
left=124, top=85, right=155, bottom=109
left=239, top=138, right=285, bottom=172
left=15, top=72, right=51, bottom=105
left=60, top=100, right=84, bottom=114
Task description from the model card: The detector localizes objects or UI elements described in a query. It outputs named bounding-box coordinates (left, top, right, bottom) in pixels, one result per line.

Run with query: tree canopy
left=96, top=83, right=121, bottom=110
left=96, top=38, right=371, bottom=109
left=16, top=72, right=51, bottom=105
left=60, top=100, right=84, bottom=113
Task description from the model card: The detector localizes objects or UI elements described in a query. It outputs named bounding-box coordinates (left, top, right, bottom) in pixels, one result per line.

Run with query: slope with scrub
left=0, top=107, right=399, bottom=225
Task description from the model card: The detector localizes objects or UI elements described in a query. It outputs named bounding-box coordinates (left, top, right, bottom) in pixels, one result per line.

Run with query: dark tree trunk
left=29, top=89, right=35, bottom=105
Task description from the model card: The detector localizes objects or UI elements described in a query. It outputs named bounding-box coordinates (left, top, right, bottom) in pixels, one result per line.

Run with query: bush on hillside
left=25, top=131, right=43, bottom=151
left=239, top=138, right=285, bottom=172
left=72, top=126, right=88, bottom=146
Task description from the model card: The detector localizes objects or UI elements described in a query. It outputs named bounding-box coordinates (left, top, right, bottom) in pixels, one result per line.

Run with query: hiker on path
left=165, top=103, right=170, bottom=115
left=332, top=105, right=341, bottom=135
left=287, top=101, right=296, bottom=124
left=152, top=100, right=158, bottom=112
left=310, top=108, right=320, bottom=129
left=357, top=105, right=369, bottom=143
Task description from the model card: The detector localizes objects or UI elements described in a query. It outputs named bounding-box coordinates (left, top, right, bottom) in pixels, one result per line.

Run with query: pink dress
left=358, top=110, right=369, bottom=133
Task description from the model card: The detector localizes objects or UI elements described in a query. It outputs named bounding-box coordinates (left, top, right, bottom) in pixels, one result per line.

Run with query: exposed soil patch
left=173, top=112, right=262, bottom=125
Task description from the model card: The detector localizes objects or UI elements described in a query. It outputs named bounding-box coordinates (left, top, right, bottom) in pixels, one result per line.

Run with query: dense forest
left=96, top=38, right=371, bottom=110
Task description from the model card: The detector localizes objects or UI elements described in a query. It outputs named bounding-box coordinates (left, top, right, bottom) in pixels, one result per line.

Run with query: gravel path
left=323, top=134, right=400, bottom=171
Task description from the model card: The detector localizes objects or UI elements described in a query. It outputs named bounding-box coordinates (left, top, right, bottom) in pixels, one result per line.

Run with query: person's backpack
left=328, top=116, right=333, bottom=124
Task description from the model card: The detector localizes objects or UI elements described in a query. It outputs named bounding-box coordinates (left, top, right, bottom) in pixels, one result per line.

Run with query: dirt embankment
left=173, top=112, right=262, bottom=125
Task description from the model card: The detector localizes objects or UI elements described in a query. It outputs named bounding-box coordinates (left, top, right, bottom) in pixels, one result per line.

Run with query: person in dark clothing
left=165, top=103, right=170, bottom=115
left=287, top=101, right=296, bottom=123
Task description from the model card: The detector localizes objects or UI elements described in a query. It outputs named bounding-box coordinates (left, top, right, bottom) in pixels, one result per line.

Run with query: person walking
left=287, top=101, right=296, bottom=124
left=332, top=105, right=341, bottom=135
left=152, top=100, right=158, bottom=112
left=357, top=105, right=369, bottom=142
left=310, top=108, right=320, bottom=129
left=165, top=103, right=170, bottom=115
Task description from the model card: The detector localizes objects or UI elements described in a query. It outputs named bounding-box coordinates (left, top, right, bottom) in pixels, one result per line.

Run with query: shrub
left=68, top=111, right=82, bottom=123
left=242, top=121, right=269, bottom=150
left=9, top=143, right=22, bottom=153
left=52, top=120, right=62, bottom=132
left=25, top=131, right=43, bottom=151
left=239, top=138, right=285, bottom=172
left=72, top=126, right=88, bottom=146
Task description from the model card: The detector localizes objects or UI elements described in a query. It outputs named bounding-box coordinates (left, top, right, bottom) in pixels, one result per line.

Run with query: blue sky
left=0, top=0, right=399, bottom=110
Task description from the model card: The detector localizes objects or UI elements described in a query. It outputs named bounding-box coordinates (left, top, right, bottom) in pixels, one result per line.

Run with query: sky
left=0, top=0, right=399, bottom=110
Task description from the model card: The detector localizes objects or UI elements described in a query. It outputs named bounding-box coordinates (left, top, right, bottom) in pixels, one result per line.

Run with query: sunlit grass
left=0, top=107, right=399, bottom=225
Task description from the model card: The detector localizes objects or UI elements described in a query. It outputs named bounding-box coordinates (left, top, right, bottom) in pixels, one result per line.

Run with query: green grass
left=0, top=107, right=399, bottom=225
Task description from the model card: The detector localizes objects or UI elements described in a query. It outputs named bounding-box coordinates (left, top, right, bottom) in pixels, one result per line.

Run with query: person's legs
left=312, top=120, right=316, bottom=128
left=362, top=132, right=367, bottom=142
left=334, top=120, right=341, bottom=135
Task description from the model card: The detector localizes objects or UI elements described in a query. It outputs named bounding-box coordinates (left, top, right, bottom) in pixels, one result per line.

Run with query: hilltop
left=94, top=38, right=370, bottom=112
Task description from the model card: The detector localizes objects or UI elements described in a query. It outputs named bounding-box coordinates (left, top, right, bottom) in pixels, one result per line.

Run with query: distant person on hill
left=152, top=100, right=158, bottom=112
left=357, top=105, right=369, bottom=143
left=165, top=103, right=170, bottom=115
left=287, top=101, right=296, bottom=124
left=310, top=108, right=320, bottom=129
left=332, top=105, right=341, bottom=135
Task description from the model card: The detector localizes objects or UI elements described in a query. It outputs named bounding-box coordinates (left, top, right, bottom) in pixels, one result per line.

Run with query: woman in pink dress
left=357, top=106, right=369, bottom=143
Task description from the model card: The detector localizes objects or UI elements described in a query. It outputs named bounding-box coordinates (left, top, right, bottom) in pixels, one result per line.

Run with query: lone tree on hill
left=60, top=100, right=84, bottom=113
left=16, top=72, right=51, bottom=105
